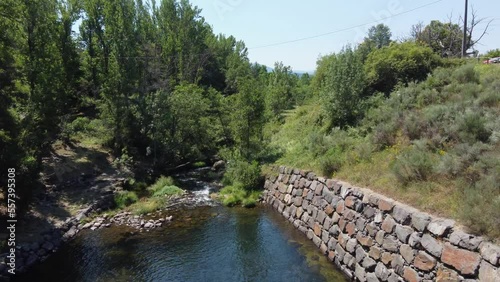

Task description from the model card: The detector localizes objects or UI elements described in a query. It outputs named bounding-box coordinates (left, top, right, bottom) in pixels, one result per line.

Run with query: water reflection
left=15, top=206, right=346, bottom=282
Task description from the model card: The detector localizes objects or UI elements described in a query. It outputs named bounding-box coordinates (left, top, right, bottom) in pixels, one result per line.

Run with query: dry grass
left=335, top=149, right=461, bottom=219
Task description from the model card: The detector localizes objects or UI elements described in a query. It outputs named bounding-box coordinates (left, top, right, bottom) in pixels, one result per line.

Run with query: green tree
left=358, top=24, right=392, bottom=62
left=364, top=42, right=441, bottom=95
left=484, top=49, right=500, bottom=58
left=265, top=62, right=296, bottom=120
left=230, top=79, right=265, bottom=160
left=412, top=20, right=463, bottom=57
left=367, top=24, right=392, bottom=49
left=167, top=83, right=215, bottom=162
left=320, top=46, right=366, bottom=128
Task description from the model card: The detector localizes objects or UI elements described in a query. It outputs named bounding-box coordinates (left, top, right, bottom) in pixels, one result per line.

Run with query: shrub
left=348, top=141, right=375, bottom=164
left=131, top=198, right=165, bottom=215
left=365, top=42, right=441, bottom=95
left=318, top=147, right=344, bottom=177
left=114, top=191, right=139, bottom=209
left=477, top=89, right=500, bottom=107
left=426, top=67, right=453, bottom=89
left=61, top=117, right=89, bottom=139
left=372, top=121, right=398, bottom=149
left=458, top=174, right=500, bottom=237
left=70, top=117, right=90, bottom=132
left=219, top=184, right=247, bottom=207
left=456, top=111, right=491, bottom=143
left=148, top=176, right=176, bottom=194
left=451, top=64, right=479, bottom=84
left=193, top=161, right=207, bottom=168
left=242, top=191, right=262, bottom=208
left=402, top=112, right=425, bottom=140
left=416, top=88, right=442, bottom=107
left=391, top=146, right=435, bottom=185
left=223, top=159, right=262, bottom=191
left=152, top=185, right=184, bottom=198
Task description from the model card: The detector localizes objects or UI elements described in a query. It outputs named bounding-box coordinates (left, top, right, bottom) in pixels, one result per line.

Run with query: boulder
left=375, top=262, right=390, bottom=280
left=403, top=267, right=420, bottom=282
left=480, top=242, right=500, bottom=266
left=382, top=215, right=396, bottom=233
left=479, top=260, right=500, bottom=282
left=441, top=242, right=481, bottom=276
left=400, top=244, right=415, bottom=264
left=395, top=225, right=413, bottom=243
left=382, top=236, right=399, bottom=252
left=421, top=234, right=443, bottom=258
left=355, top=264, right=367, bottom=282
left=411, top=212, right=431, bottom=232
left=392, top=205, right=411, bottom=224
left=449, top=231, right=483, bottom=251
left=427, top=219, right=454, bottom=237
left=414, top=251, right=436, bottom=272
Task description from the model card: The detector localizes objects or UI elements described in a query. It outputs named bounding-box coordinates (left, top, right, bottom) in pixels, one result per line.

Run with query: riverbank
left=0, top=140, right=219, bottom=278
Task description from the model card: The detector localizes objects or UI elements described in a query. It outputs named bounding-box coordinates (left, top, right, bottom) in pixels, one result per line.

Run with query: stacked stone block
left=263, top=166, right=500, bottom=282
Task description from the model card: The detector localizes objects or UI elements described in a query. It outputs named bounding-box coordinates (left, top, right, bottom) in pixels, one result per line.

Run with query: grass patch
left=152, top=185, right=184, bottom=197
left=218, top=184, right=261, bottom=208
left=129, top=198, right=166, bottom=215
left=114, top=191, right=139, bottom=209
left=193, top=161, right=207, bottom=168
left=113, top=176, right=186, bottom=215
left=147, top=176, right=184, bottom=197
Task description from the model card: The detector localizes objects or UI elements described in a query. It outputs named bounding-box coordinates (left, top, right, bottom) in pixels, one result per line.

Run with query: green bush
left=152, top=185, right=184, bottom=197
left=456, top=110, right=491, bottom=143
left=458, top=173, right=500, bottom=237
left=219, top=184, right=261, bottom=207
left=365, top=42, right=441, bottom=95
left=193, top=161, right=207, bottom=168
left=451, top=64, right=479, bottom=84
left=61, top=117, right=90, bottom=139
left=114, top=191, right=139, bottom=209
left=148, top=176, right=183, bottom=197
left=391, top=146, right=435, bottom=185
left=242, top=191, right=262, bottom=208
left=219, top=184, right=247, bottom=207
left=477, top=89, right=500, bottom=107
left=223, top=159, right=262, bottom=191
left=70, top=117, right=90, bottom=132
left=318, top=147, right=344, bottom=177
left=372, top=121, right=398, bottom=149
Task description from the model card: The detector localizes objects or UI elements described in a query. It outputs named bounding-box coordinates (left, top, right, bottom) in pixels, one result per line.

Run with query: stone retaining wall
left=263, top=166, right=500, bottom=281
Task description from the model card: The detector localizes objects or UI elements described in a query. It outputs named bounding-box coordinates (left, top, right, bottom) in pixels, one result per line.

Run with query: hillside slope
left=268, top=64, right=500, bottom=239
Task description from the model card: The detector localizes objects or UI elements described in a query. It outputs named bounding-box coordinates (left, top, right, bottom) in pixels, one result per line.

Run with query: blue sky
left=190, top=0, right=500, bottom=72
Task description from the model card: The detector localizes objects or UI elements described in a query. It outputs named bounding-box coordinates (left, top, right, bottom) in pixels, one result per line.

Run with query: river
left=14, top=169, right=347, bottom=282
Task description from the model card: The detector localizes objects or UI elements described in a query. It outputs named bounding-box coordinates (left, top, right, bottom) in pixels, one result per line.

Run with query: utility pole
left=462, top=0, right=468, bottom=58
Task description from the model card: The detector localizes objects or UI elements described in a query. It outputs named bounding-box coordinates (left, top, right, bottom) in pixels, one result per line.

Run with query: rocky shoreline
left=0, top=187, right=212, bottom=278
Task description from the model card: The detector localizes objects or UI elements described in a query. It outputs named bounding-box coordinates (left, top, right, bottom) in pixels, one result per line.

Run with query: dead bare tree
left=460, top=6, right=494, bottom=56
left=409, top=8, right=493, bottom=57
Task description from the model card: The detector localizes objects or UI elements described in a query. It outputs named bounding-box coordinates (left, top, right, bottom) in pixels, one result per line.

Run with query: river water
left=14, top=170, right=347, bottom=282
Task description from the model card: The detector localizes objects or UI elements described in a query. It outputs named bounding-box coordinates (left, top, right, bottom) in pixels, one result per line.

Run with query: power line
left=248, top=0, right=444, bottom=50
